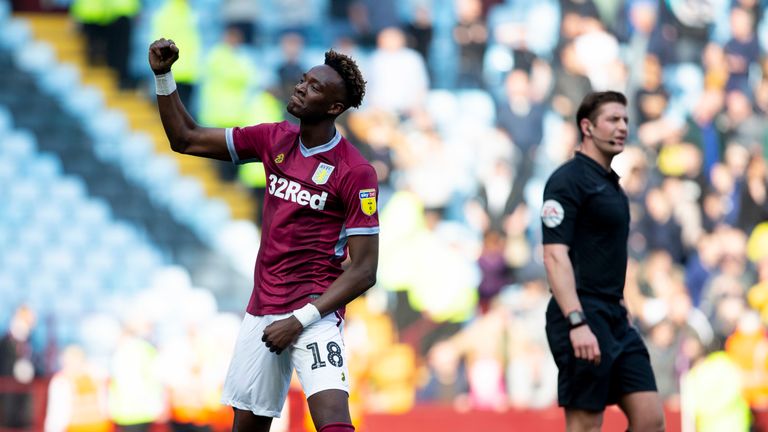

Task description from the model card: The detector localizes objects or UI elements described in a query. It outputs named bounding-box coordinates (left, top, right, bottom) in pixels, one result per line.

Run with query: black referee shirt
left=541, top=152, right=630, bottom=300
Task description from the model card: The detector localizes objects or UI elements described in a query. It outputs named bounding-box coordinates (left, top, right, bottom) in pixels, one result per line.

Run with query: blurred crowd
left=4, top=0, right=768, bottom=429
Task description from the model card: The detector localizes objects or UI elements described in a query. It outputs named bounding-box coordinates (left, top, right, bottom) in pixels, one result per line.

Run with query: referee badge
left=312, top=163, right=335, bottom=185
left=359, top=189, right=377, bottom=216
left=541, top=199, right=565, bottom=228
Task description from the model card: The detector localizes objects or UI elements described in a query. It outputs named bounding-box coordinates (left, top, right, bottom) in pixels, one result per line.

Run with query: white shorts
left=220, top=312, right=350, bottom=417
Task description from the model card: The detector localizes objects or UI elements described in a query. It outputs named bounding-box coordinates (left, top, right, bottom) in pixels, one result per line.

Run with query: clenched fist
left=148, top=38, right=179, bottom=75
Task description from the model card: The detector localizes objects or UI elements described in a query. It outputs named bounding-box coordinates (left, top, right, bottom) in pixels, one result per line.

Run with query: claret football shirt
left=226, top=121, right=380, bottom=316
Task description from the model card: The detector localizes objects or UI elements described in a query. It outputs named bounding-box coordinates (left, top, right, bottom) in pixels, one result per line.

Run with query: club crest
left=312, top=163, right=335, bottom=185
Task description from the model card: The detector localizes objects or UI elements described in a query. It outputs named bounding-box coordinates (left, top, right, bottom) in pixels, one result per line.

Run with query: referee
left=541, top=91, right=665, bottom=432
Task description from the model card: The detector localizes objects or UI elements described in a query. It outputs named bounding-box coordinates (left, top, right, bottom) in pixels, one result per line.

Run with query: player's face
left=590, top=102, right=628, bottom=156
left=286, top=65, right=345, bottom=121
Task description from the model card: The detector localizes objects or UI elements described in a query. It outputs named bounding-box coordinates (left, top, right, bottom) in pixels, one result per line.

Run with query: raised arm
left=148, top=38, right=230, bottom=160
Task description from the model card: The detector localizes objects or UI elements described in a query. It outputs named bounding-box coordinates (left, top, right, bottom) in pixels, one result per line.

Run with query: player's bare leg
left=307, top=389, right=354, bottom=431
left=232, top=408, right=273, bottom=432
left=619, top=391, right=665, bottom=432
left=565, top=409, right=604, bottom=432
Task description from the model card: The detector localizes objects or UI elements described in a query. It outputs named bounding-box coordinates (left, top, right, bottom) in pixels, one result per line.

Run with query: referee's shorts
left=545, top=294, right=657, bottom=412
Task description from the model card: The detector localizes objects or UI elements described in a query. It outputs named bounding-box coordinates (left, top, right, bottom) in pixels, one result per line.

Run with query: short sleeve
left=541, top=170, right=581, bottom=246
left=340, top=164, right=380, bottom=235
left=226, top=124, right=273, bottom=165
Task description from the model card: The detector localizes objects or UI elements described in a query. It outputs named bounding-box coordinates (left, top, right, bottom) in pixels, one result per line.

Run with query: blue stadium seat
left=32, top=199, right=69, bottom=231
left=168, top=177, right=205, bottom=219
left=89, top=110, right=129, bottom=159
left=9, top=181, right=43, bottom=207
left=61, top=86, right=104, bottom=121
left=0, top=19, right=31, bottom=51
left=16, top=223, right=51, bottom=251
left=28, top=152, right=63, bottom=183
left=1, top=129, right=37, bottom=161
left=99, top=222, right=141, bottom=250
left=39, top=63, right=80, bottom=100
left=56, top=222, right=93, bottom=250
left=68, top=272, right=104, bottom=299
left=73, top=198, right=113, bottom=229
left=82, top=247, right=117, bottom=278
left=120, top=132, right=156, bottom=182
left=141, top=155, right=181, bottom=202
left=0, top=105, right=12, bottom=134
left=49, top=176, right=88, bottom=209
left=13, top=40, right=55, bottom=76
left=0, top=158, right=18, bottom=185
left=40, top=246, right=77, bottom=276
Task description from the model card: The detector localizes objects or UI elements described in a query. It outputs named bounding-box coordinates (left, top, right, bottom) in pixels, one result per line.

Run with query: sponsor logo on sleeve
left=359, top=189, right=377, bottom=216
left=541, top=199, right=565, bottom=228
left=312, top=163, right=335, bottom=185
left=274, top=153, right=285, bottom=163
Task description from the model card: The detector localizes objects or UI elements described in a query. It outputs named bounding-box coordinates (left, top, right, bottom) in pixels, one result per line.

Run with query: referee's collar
left=575, top=152, right=620, bottom=182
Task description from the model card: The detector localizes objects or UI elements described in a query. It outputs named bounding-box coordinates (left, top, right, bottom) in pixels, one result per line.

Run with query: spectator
left=495, top=68, right=546, bottom=208
left=453, top=0, right=488, bottom=89
left=220, top=0, right=260, bottom=45
left=44, top=345, right=111, bottom=432
left=198, top=26, right=256, bottom=129
left=737, top=150, right=768, bottom=233
left=0, top=305, right=37, bottom=429
left=725, top=310, right=768, bottom=408
left=681, top=349, right=751, bottom=432
left=276, top=32, right=306, bottom=106
left=151, top=0, right=202, bottom=110
left=108, top=315, right=164, bottom=431
left=724, top=7, right=760, bottom=93
left=367, top=27, right=430, bottom=116
left=104, top=0, right=141, bottom=90
left=403, top=4, right=433, bottom=66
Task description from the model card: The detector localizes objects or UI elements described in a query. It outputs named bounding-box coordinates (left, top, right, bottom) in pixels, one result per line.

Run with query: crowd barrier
left=4, top=379, right=768, bottom=431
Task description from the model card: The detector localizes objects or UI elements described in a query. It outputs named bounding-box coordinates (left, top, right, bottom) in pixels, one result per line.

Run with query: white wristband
left=154, top=71, right=177, bottom=96
left=293, top=303, right=321, bottom=328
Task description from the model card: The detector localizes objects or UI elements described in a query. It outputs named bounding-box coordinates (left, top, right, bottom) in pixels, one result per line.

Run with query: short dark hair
left=324, top=49, right=366, bottom=109
left=575, top=91, right=627, bottom=140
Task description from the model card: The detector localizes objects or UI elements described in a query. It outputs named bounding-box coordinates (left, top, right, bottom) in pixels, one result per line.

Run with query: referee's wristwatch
left=566, top=310, right=588, bottom=330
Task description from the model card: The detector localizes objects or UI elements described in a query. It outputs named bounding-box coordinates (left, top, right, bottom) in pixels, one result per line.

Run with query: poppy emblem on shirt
left=274, top=153, right=285, bottom=163
left=541, top=199, right=565, bottom=228
left=359, top=189, right=377, bottom=216
left=312, top=163, right=335, bottom=185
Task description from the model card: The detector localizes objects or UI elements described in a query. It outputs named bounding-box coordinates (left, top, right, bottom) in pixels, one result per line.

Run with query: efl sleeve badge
left=359, top=189, right=377, bottom=216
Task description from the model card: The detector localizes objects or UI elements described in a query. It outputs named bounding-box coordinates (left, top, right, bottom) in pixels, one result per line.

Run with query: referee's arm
left=543, top=244, right=601, bottom=365
left=543, top=244, right=581, bottom=315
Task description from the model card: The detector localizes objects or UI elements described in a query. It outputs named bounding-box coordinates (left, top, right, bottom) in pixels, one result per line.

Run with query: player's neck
left=299, top=122, right=337, bottom=149
left=578, top=144, right=613, bottom=172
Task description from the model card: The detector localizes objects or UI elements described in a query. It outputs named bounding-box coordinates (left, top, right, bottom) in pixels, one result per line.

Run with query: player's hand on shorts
left=262, top=316, right=303, bottom=355
left=570, top=325, right=601, bottom=365
left=148, top=38, right=179, bottom=75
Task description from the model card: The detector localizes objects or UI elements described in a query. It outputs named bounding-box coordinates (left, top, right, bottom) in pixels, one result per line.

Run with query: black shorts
left=545, top=295, right=657, bottom=412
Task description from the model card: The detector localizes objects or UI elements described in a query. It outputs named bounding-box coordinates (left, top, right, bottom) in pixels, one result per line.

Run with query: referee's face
left=589, top=102, right=628, bottom=156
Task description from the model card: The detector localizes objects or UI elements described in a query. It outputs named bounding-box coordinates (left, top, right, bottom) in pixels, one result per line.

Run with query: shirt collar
left=575, top=152, right=621, bottom=182
left=299, top=130, right=342, bottom=157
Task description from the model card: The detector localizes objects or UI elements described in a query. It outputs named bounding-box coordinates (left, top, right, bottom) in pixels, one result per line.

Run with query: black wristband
left=567, top=310, right=587, bottom=330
